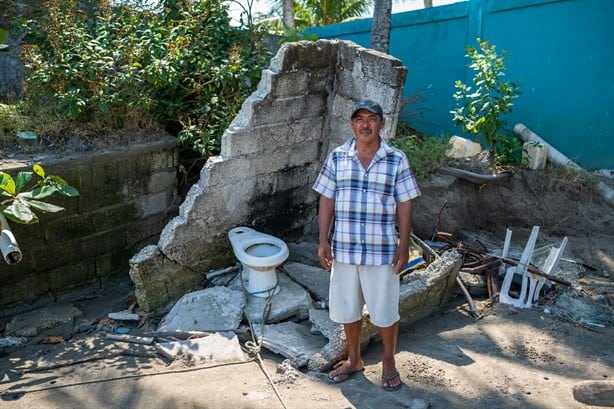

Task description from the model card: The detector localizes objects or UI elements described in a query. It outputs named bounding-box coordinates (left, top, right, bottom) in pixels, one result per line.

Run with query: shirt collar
left=345, top=137, right=393, bottom=161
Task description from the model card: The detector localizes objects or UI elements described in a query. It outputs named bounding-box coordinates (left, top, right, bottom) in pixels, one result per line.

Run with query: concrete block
left=253, top=321, right=327, bottom=367
left=282, top=262, right=330, bottom=302
left=446, top=135, right=482, bottom=158
left=147, top=170, right=177, bottom=194
left=157, top=287, right=246, bottom=332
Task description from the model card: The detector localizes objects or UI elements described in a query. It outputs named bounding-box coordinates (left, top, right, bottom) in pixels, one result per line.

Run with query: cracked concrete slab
left=157, top=287, right=245, bottom=332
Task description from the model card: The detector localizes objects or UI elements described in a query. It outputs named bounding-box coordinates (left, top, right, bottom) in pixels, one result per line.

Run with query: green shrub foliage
left=451, top=39, right=521, bottom=167
left=20, top=0, right=272, bottom=156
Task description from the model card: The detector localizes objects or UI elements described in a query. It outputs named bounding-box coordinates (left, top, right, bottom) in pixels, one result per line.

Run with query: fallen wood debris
left=455, top=276, right=483, bottom=319
left=419, top=229, right=570, bottom=308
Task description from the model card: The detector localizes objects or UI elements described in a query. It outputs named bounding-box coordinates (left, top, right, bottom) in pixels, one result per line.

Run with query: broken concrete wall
left=130, top=40, right=407, bottom=312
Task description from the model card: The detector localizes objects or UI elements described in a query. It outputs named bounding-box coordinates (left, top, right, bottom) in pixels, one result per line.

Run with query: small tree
left=451, top=39, right=521, bottom=166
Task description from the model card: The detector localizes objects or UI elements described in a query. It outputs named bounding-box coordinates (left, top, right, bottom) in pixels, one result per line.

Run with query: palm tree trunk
left=283, top=0, right=295, bottom=29
left=370, top=0, right=392, bottom=53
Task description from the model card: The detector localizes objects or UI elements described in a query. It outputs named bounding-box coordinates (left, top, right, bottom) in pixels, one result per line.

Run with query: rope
left=240, top=267, right=289, bottom=409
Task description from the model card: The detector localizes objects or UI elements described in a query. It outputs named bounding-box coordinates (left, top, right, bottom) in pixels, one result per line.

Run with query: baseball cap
left=351, top=99, right=383, bottom=119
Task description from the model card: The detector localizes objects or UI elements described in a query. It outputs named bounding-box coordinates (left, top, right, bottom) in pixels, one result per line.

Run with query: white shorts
left=328, top=261, right=400, bottom=328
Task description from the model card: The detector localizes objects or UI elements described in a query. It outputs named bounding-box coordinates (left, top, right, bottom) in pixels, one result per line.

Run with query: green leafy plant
left=451, top=39, right=521, bottom=167
left=0, top=164, right=79, bottom=224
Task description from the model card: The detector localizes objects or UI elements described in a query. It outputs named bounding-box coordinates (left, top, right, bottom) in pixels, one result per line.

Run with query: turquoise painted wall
left=307, top=0, right=613, bottom=170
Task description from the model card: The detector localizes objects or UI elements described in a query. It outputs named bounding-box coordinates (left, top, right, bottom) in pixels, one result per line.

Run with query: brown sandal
left=382, top=371, right=403, bottom=391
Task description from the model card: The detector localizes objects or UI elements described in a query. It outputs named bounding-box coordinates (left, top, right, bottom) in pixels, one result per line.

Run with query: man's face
left=350, top=109, right=384, bottom=145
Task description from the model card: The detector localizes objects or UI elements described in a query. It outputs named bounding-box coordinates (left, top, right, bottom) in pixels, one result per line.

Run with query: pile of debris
left=425, top=227, right=611, bottom=330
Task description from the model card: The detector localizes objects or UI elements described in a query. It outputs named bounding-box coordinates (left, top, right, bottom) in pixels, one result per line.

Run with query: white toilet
left=228, top=226, right=289, bottom=297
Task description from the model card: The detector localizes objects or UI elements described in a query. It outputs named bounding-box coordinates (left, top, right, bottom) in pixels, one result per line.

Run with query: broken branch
left=497, top=257, right=571, bottom=286
left=456, top=276, right=483, bottom=320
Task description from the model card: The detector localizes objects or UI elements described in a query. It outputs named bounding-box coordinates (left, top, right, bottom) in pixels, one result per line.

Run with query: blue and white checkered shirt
left=313, top=137, right=421, bottom=266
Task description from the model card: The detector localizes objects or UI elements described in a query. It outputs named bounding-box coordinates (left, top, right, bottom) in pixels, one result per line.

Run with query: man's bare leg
left=328, top=319, right=365, bottom=381
left=380, top=321, right=401, bottom=389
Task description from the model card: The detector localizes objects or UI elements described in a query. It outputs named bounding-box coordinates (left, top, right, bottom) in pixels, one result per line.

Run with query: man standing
left=312, top=98, right=421, bottom=391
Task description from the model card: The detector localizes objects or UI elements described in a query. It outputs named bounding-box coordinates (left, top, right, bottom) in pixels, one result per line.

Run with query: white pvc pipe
left=0, top=213, right=23, bottom=265
left=513, top=123, right=614, bottom=207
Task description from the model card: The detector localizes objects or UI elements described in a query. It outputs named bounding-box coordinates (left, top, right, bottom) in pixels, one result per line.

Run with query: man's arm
left=392, top=199, right=412, bottom=275
left=318, top=195, right=335, bottom=271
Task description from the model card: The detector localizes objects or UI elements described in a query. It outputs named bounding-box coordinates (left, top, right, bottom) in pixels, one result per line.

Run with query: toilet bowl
left=228, top=226, right=289, bottom=297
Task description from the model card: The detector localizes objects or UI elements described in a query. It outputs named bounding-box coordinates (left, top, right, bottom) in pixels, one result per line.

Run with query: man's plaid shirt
left=313, top=137, right=421, bottom=266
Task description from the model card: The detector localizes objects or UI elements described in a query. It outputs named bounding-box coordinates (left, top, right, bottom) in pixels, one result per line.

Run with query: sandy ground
left=0, top=269, right=611, bottom=409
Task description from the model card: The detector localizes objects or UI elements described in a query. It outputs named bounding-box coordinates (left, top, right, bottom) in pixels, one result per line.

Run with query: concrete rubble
left=157, top=286, right=245, bottom=332
left=145, top=243, right=461, bottom=370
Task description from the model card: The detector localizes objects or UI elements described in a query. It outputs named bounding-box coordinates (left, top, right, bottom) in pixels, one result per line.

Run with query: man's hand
left=318, top=241, right=333, bottom=271
left=392, top=246, right=409, bottom=275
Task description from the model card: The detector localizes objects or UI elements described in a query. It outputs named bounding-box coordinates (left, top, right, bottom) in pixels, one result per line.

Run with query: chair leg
left=499, top=226, right=540, bottom=308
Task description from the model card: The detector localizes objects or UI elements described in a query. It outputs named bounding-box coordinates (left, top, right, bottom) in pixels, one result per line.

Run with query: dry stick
left=456, top=276, right=483, bottom=320
left=497, top=256, right=572, bottom=286
left=461, top=258, right=501, bottom=274
left=434, top=202, right=450, bottom=235
left=486, top=269, right=501, bottom=302
left=411, top=233, right=439, bottom=260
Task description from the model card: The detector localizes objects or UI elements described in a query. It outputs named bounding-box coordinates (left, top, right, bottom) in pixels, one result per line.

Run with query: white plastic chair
left=499, top=226, right=567, bottom=308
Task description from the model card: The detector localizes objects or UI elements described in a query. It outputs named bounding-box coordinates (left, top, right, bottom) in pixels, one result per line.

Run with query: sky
left=227, top=0, right=466, bottom=25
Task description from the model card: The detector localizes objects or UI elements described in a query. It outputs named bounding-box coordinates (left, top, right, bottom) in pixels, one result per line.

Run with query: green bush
left=18, top=0, right=272, bottom=156
left=451, top=39, right=521, bottom=167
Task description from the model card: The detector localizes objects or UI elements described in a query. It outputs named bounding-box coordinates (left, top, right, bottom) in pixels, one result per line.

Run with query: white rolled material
left=0, top=213, right=22, bottom=264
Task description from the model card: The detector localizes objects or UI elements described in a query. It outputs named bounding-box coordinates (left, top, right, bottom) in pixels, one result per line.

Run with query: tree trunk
left=282, top=0, right=295, bottom=30
left=424, top=0, right=433, bottom=7
left=370, top=0, right=392, bottom=53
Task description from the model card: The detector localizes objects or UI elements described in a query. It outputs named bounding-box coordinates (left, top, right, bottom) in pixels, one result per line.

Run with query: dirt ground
left=0, top=279, right=611, bottom=409
left=0, top=146, right=613, bottom=408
